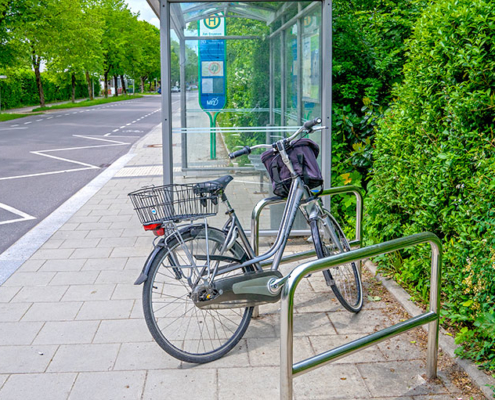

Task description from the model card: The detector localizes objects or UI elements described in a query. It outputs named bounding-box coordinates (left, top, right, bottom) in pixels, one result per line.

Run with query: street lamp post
left=0, top=75, right=7, bottom=114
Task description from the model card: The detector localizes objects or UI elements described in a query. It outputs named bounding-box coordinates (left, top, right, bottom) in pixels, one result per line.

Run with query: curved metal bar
left=279, top=232, right=442, bottom=399
left=250, top=185, right=364, bottom=257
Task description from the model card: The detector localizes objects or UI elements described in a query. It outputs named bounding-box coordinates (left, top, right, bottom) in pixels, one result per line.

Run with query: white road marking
left=47, top=117, right=53, bottom=120
left=10, top=124, right=19, bottom=127
left=0, top=203, right=36, bottom=226
left=120, top=126, right=125, bottom=129
left=24, top=122, right=32, bottom=125
left=36, top=119, right=43, bottom=122
left=113, top=129, right=119, bottom=132
left=0, top=135, right=129, bottom=182
left=0, top=127, right=28, bottom=131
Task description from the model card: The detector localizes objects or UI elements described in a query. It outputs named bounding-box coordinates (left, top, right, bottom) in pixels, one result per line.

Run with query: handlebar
left=229, top=146, right=251, bottom=159
left=229, top=118, right=325, bottom=159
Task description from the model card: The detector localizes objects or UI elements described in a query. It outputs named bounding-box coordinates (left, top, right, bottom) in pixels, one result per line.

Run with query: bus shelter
left=147, top=0, right=332, bottom=228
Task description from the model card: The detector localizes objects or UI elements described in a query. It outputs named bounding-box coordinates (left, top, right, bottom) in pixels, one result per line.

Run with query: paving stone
left=59, top=239, right=101, bottom=249
left=47, top=343, right=120, bottom=372
left=0, top=375, right=6, bottom=390
left=143, top=369, right=217, bottom=400
left=293, top=363, right=370, bottom=399
left=113, top=342, right=181, bottom=370
left=70, top=247, right=112, bottom=259
left=309, top=334, right=386, bottom=364
left=39, top=259, right=85, bottom=272
left=30, top=248, right=75, bottom=260
left=293, top=291, right=341, bottom=313
left=96, top=237, right=137, bottom=248
left=86, top=229, right=124, bottom=239
left=3, top=271, right=56, bottom=287
left=69, top=370, right=146, bottom=400
left=218, top=366, right=278, bottom=400
left=247, top=336, right=314, bottom=367
left=12, top=285, right=69, bottom=303
left=49, top=271, right=100, bottom=286
left=329, top=309, right=391, bottom=335
left=69, top=215, right=102, bottom=223
left=33, top=321, right=100, bottom=345
left=111, top=284, right=141, bottom=300
left=58, top=223, right=80, bottom=231
left=357, top=360, right=449, bottom=397
left=0, top=286, right=21, bottom=302
left=0, top=372, right=76, bottom=400
left=16, top=259, right=45, bottom=272
left=99, top=215, right=132, bottom=223
left=76, top=222, right=110, bottom=231
left=95, top=269, right=139, bottom=285
left=124, top=257, right=146, bottom=271
left=0, top=345, right=58, bottom=373
left=292, top=312, right=338, bottom=337
left=182, top=339, right=251, bottom=370
left=41, top=240, right=64, bottom=249
left=93, top=319, right=153, bottom=343
left=82, top=257, right=127, bottom=271
left=76, top=300, right=134, bottom=320
left=109, top=247, right=151, bottom=258
left=50, top=230, right=89, bottom=240
left=377, top=332, right=425, bottom=361
left=22, top=302, right=83, bottom=322
left=0, top=322, right=43, bottom=345
left=243, top=313, right=278, bottom=338
left=0, top=302, right=32, bottom=322
left=61, top=284, right=116, bottom=302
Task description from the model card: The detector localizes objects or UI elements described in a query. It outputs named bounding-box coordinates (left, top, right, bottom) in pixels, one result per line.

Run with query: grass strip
left=32, top=95, right=143, bottom=112
left=0, top=113, right=43, bottom=122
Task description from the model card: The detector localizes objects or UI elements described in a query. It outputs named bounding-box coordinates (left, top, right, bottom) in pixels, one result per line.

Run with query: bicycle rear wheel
left=310, top=209, right=363, bottom=313
left=143, top=225, right=254, bottom=364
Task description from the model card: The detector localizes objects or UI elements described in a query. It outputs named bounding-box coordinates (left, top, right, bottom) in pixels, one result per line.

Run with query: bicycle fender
left=134, top=240, right=165, bottom=285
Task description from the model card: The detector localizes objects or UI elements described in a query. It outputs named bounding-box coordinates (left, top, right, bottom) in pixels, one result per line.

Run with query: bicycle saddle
left=194, top=175, right=234, bottom=195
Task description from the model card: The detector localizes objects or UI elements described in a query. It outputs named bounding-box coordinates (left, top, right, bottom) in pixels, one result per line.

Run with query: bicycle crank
left=192, top=270, right=283, bottom=309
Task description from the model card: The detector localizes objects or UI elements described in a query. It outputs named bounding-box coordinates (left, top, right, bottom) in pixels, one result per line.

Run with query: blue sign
left=199, top=39, right=226, bottom=110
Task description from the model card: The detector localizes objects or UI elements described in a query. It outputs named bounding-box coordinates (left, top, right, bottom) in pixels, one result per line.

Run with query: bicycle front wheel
left=143, top=226, right=254, bottom=364
left=310, top=210, right=363, bottom=313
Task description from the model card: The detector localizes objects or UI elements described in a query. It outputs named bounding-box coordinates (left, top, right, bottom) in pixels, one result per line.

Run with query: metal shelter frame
left=147, top=0, right=332, bottom=194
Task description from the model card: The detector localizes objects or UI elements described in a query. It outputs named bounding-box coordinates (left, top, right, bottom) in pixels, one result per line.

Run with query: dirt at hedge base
left=362, top=268, right=487, bottom=400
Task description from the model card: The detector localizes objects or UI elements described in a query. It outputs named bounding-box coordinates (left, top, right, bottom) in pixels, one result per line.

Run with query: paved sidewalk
left=0, top=127, right=484, bottom=399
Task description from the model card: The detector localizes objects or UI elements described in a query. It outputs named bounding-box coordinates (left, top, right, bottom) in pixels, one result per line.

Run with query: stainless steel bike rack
left=277, top=231, right=442, bottom=399
left=251, top=185, right=364, bottom=258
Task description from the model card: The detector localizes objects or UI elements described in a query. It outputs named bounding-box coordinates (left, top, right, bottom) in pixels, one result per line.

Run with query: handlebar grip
left=303, top=117, right=322, bottom=131
left=229, top=146, right=251, bottom=159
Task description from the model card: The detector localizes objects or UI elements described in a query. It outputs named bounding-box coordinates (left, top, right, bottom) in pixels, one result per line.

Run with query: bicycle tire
left=143, top=226, right=254, bottom=364
left=310, top=209, right=363, bottom=313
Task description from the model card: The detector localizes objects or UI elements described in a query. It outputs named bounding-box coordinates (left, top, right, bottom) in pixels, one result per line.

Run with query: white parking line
left=36, top=119, right=43, bottom=122
left=24, top=122, right=32, bottom=125
left=0, top=203, right=36, bottom=226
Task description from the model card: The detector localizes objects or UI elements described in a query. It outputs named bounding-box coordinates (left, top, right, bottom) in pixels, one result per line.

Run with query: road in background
left=0, top=94, right=176, bottom=254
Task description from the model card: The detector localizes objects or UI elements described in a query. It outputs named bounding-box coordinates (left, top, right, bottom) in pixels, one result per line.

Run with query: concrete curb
left=365, top=260, right=494, bottom=399
left=0, top=124, right=161, bottom=285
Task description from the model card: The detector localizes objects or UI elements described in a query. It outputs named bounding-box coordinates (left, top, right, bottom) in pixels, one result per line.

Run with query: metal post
left=161, top=0, right=173, bottom=184
left=269, top=28, right=275, bottom=126
left=280, top=16, right=286, bottom=128
left=427, top=241, right=441, bottom=378
left=180, top=37, right=188, bottom=169
left=280, top=282, right=294, bottom=400
left=321, top=0, right=332, bottom=209
left=296, top=14, right=303, bottom=124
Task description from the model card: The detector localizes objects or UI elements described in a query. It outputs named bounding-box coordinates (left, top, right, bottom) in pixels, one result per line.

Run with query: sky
left=126, top=0, right=160, bottom=28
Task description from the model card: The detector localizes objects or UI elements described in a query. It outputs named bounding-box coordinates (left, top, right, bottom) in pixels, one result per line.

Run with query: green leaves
left=366, top=0, right=495, bottom=371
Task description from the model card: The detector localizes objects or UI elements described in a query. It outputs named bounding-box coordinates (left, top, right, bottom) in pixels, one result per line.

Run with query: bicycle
left=128, top=118, right=363, bottom=364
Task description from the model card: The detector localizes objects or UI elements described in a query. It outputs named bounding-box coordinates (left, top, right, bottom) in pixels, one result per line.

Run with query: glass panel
left=171, top=2, right=322, bottom=230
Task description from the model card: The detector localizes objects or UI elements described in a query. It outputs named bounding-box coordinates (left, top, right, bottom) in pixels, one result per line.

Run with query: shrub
left=366, top=0, right=495, bottom=371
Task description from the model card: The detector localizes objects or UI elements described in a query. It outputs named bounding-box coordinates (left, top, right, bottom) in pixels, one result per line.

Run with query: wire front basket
left=128, top=184, right=219, bottom=226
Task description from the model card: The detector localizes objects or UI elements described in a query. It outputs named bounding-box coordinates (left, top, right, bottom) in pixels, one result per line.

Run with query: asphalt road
left=0, top=95, right=173, bottom=255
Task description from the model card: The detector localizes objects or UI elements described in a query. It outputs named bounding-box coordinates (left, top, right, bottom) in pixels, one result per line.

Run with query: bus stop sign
left=198, top=15, right=226, bottom=111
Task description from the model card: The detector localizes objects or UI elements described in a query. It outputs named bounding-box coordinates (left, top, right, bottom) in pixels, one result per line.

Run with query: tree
left=48, top=0, right=103, bottom=102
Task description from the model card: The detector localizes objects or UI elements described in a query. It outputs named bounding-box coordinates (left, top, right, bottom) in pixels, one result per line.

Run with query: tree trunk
left=120, top=75, right=127, bottom=95
left=71, top=73, right=76, bottom=103
left=31, top=51, right=45, bottom=108
left=114, top=75, right=119, bottom=97
left=140, top=77, right=145, bottom=93
left=85, top=71, right=93, bottom=100
left=104, top=71, right=109, bottom=98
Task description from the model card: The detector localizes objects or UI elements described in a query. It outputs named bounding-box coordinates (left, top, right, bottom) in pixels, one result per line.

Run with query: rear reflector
left=143, top=223, right=161, bottom=231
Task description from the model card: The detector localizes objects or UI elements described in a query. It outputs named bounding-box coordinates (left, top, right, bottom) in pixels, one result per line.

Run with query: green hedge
left=366, top=0, right=495, bottom=371
left=0, top=69, right=90, bottom=110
